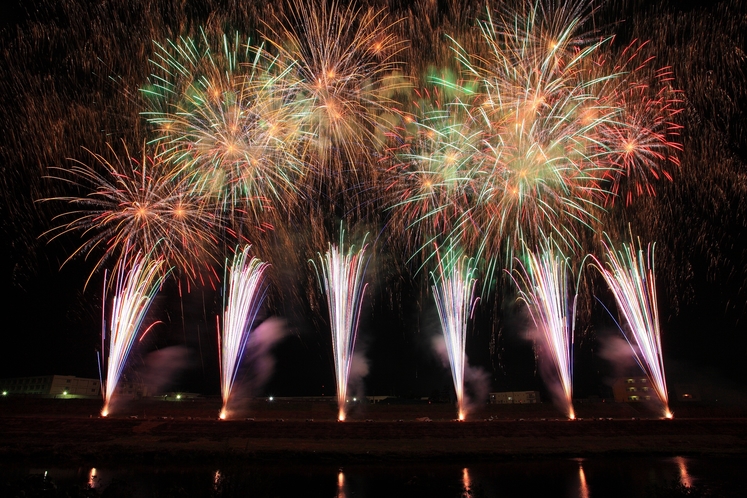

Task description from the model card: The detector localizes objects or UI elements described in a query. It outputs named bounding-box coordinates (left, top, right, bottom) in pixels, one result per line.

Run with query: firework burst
left=44, top=143, right=221, bottom=285
left=265, top=0, right=407, bottom=190
left=462, top=0, right=613, bottom=256
left=141, top=29, right=307, bottom=218
left=591, top=40, right=683, bottom=205
left=386, top=84, right=484, bottom=264
left=387, top=0, right=611, bottom=266
left=389, top=0, right=682, bottom=268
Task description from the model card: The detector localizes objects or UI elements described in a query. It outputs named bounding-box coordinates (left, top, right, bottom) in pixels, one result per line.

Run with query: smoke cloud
left=346, top=350, right=369, bottom=400
left=140, top=345, right=192, bottom=396
left=598, top=333, right=639, bottom=379
left=431, top=335, right=489, bottom=417
left=241, top=317, right=289, bottom=396
left=524, top=323, right=574, bottom=417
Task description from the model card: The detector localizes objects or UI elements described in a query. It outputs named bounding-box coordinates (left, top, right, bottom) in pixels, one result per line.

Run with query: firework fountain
left=101, top=252, right=168, bottom=417
left=218, top=246, right=270, bottom=420
left=512, top=243, right=578, bottom=419
left=593, top=234, right=671, bottom=418
left=431, top=247, right=478, bottom=420
left=313, top=230, right=370, bottom=421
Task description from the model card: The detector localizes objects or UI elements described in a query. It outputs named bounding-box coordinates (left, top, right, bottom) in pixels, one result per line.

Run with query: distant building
left=114, top=380, right=148, bottom=398
left=489, top=391, right=540, bottom=404
left=0, top=375, right=100, bottom=397
left=612, top=376, right=655, bottom=402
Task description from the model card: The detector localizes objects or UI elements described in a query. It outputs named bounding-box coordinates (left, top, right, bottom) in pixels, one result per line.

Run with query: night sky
left=0, top=0, right=745, bottom=404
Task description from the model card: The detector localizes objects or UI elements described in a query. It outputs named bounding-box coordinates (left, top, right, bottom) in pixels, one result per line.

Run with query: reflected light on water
left=213, top=470, right=222, bottom=492
left=462, top=467, right=472, bottom=497
left=87, top=468, right=97, bottom=489
left=577, top=460, right=590, bottom=498
left=674, top=457, right=693, bottom=488
left=337, top=469, right=346, bottom=498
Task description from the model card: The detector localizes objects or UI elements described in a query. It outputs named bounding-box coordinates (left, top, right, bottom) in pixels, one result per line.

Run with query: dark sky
left=0, top=0, right=745, bottom=402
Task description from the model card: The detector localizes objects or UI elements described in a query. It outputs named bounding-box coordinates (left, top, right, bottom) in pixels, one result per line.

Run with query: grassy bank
left=1, top=398, right=746, bottom=465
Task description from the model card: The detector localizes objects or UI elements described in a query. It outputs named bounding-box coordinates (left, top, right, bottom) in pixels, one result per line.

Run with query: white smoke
left=140, top=345, right=192, bottom=396
left=431, top=335, right=490, bottom=417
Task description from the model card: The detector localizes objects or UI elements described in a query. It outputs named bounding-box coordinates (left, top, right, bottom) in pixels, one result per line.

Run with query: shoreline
left=2, top=398, right=746, bottom=465
left=3, top=416, right=746, bottom=465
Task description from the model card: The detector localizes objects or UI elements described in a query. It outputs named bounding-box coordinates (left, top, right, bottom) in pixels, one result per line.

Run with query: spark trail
left=218, top=246, right=270, bottom=420
left=431, top=248, right=478, bottom=420
left=313, top=231, right=370, bottom=421
left=593, top=234, right=671, bottom=418
left=512, top=243, right=577, bottom=419
left=101, top=252, right=168, bottom=417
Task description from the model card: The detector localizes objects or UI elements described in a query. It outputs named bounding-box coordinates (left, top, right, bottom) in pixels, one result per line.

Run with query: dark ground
left=1, top=397, right=746, bottom=465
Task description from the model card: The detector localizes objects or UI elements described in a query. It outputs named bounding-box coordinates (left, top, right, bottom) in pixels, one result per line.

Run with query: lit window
left=627, top=379, right=634, bottom=383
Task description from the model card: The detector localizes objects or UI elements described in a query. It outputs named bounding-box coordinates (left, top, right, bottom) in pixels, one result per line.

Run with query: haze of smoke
left=598, top=332, right=639, bottom=381
left=241, top=317, right=289, bottom=396
left=346, top=351, right=370, bottom=402
left=525, top=323, right=573, bottom=417
left=140, top=345, right=192, bottom=396
left=432, top=335, right=489, bottom=414
left=463, top=363, right=490, bottom=413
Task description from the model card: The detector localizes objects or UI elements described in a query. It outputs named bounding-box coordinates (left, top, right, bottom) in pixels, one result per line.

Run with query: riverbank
left=1, top=398, right=746, bottom=465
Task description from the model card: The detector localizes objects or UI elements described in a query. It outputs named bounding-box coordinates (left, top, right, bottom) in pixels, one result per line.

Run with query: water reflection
left=87, top=468, right=97, bottom=489
left=213, top=470, right=222, bottom=493
left=674, top=456, right=693, bottom=488
left=4, top=456, right=742, bottom=497
left=462, top=467, right=471, bottom=497
left=337, top=468, right=347, bottom=498
left=576, top=459, right=590, bottom=498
